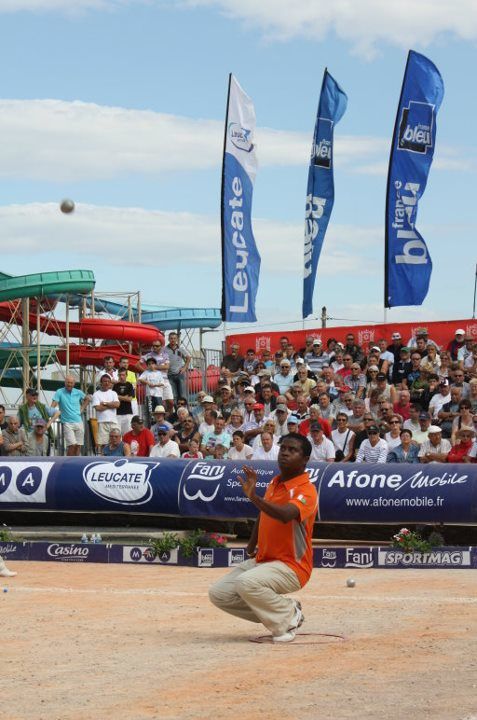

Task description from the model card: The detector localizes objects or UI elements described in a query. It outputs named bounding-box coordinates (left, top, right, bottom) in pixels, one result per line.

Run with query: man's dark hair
left=279, top=432, right=311, bottom=458
left=209, top=410, right=218, bottom=421
left=103, top=355, right=114, bottom=362
left=119, top=356, right=129, bottom=362
left=0, top=405, right=5, bottom=412
left=232, top=430, right=244, bottom=439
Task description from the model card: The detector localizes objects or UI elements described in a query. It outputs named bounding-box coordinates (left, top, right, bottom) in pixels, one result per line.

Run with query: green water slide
left=0, top=269, right=95, bottom=302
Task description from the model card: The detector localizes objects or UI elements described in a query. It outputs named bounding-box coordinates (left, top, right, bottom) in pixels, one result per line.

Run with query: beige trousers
left=209, top=558, right=301, bottom=637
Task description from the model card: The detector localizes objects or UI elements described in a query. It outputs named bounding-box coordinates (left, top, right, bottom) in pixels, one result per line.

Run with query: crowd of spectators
left=1, top=326, right=477, bottom=463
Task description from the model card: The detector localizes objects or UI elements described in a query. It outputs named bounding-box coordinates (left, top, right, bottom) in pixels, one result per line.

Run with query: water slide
left=0, top=269, right=222, bottom=386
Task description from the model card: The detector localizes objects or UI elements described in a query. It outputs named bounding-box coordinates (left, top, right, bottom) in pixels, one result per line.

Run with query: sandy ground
left=2, top=562, right=477, bottom=720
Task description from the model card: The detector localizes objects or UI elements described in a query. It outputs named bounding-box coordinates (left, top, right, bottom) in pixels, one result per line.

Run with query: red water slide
left=0, top=302, right=164, bottom=344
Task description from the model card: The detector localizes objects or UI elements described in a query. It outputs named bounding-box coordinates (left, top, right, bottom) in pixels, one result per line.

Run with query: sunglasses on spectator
left=389, top=420, right=401, bottom=424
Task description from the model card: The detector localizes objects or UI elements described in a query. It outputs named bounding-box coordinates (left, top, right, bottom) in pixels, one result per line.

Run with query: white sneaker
left=0, top=565, right=17, bottom=578
left=272, top=601, right=304, bottom=643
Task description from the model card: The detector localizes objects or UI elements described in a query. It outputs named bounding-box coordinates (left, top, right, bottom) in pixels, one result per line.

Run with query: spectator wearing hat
left=217, top=384, right=237, bottom=421
left=123, top=416, right=155, bottom=457
left=18, top=388, right=55, bottom=440
left=387, top=332, right=404, bottom=363
left=150, top=425, right=181, bottom=458
left=374, top=372, right=397, bottom=405
left=150, top=405, right=173, bottom=441
left=191, top=391, right=208, bottom=424
left=273, top=359, right=295, bottom=396
left=418, top=426, right=451, bottom=463
left=355, top=425, right=388, bottom=463
left=271, top=402, right=291, bottom=437
left=200, top=415, right=232, bottom=459
left=307, top=423, right=335, bottom=462
left=102, top=428, right=131, bottom=457
left=447, top=329, right=466, bottom=361
left=286, top=415, right=300, bottom=434
left=25, top=419, right=50, bottom=456
left=304, top=339, right=330, bottom=374
left=407, top=327, right=439, bottom=352
left=92, top=375, right=120, bottom=451
left=253, top=369, right=280, bottom=397
left=353, top=413, right=381, bottom=457
left=243, top=403, right=266, bottom=443
left=428, top=379, right=451, bottom=420
left=3, top=416, right=27, bottom=457
left=413, top=411, right=432, bottom=445
left=386, top=429, right=419, bottom=463
left=391, top=346, right=412, bottom=385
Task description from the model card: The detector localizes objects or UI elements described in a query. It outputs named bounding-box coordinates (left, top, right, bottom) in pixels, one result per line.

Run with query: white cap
left=455, top=328, right=465, bottom=335
left=428, top=425, right=442, bottom=434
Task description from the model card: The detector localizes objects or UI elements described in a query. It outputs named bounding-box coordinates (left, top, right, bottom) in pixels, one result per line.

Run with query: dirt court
left=2, top=561, right=477, bottom=720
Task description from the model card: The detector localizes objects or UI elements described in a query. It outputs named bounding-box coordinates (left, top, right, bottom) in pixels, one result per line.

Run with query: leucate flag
left=221, top=74, right=261, bottom=323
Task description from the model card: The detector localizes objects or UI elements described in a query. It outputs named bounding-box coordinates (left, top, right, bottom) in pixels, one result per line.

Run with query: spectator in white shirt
left=228, top=431, right=254, bottom=461
left=418, top=426, right=451, bottom=463
left=308, top=423, right=335, bottom=462
left=331, top=413, right=355, bottom=462
left=251, top=431, right=279, bottom=461
left=149, top=425, right=180, bottom=458
left=92, top=375, right=120, bottom=451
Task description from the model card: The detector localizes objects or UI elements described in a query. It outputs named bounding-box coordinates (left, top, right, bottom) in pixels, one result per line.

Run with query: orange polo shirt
left=256, top=472, right=318, bottom=587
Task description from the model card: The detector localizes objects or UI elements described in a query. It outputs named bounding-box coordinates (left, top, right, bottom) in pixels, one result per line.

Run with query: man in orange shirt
left=209, top=434, right=317, bottom=643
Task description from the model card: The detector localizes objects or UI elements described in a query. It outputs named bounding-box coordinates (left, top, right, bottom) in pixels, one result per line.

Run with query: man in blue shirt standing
left=51, top=375, right=90, bottom=456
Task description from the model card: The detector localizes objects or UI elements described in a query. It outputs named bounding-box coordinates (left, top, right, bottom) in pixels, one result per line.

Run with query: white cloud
left=0, top=202, right=380, bottom=279
left=0, top=99, right=469, bottom=182
left=181, top=0, right=477, bottom=58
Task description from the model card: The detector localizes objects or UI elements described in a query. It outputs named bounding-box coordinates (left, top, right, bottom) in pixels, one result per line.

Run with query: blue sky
left=0, top=0, right=476, bottom=344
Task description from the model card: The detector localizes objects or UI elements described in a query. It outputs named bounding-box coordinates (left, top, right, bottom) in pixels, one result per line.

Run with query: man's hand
left=238, top=465, right=258, bottom=500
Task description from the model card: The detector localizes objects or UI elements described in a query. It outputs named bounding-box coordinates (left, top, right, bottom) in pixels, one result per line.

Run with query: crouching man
left=209, top=433, right=317, bottom=643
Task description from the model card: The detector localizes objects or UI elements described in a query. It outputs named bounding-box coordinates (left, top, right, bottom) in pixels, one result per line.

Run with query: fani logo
left=398, top=101, right=434, bottom=154
left=345, top=548, right=374, bottom=568
left=228, top=122, right=254, bottom=153
left=312, top=118, right=333, bottom=169
left=83, top=459, right=158, bottom=505
left=180, top=461, right=226, bottom=504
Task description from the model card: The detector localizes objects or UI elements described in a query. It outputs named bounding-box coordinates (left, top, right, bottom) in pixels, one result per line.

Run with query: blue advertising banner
left=385, top=50, right=444, bottom=308
left=303, top=69, right=347, bottom=318
left=1, top=458, right=477, bottom=526
left=221, top=74, right=261, bottom=323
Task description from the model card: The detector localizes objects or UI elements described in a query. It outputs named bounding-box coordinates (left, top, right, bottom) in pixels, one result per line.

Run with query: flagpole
left=220, top=73, right=232, bottom=322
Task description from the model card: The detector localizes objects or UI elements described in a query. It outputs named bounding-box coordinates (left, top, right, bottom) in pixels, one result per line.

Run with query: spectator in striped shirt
left=355, top=425, right=388, bottom=463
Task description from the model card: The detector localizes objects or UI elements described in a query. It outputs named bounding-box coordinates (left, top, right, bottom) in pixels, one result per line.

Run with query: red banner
left=226, top=319, right=477, bottom=356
